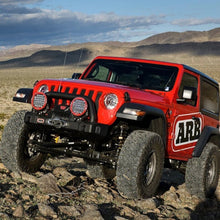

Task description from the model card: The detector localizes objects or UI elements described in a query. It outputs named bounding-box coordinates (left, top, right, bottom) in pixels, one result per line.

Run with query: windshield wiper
left=83, top=78, right=104, bottom=82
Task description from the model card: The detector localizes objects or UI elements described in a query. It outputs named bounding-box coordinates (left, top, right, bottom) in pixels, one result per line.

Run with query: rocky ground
left=0, top=157, right=219, bottom=220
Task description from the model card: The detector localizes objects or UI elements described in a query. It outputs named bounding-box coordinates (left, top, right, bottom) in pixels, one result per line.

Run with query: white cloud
left=172, top=18, right=220, bottom=26
left=0, top=1, right=220, bottom=47
left=0, top=0, right=43, bottom=5
left=0, top=3, right=166, bottom=46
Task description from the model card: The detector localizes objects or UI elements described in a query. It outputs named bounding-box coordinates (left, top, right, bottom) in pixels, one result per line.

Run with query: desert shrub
left=0, top=124, right=4, bottom=131
left=0, top=113, right=7, bottom=120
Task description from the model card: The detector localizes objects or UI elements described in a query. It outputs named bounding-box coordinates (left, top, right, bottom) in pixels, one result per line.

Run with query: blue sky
left=0, top=0, right=220, bottom=49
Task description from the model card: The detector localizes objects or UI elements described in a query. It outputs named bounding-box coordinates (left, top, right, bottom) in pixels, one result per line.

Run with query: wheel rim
left=23, top=132, right=42, bottom=160
left=206, top=156, right=217, bottom=188
left=144, top=151, right=157, bottom=185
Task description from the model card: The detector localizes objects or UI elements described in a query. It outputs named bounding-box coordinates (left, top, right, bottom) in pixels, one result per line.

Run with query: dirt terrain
left=0, top=156, right=219, bottom=220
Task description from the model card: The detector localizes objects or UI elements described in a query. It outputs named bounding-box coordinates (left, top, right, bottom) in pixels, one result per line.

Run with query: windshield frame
left=82, top=59, right=179, bottom=92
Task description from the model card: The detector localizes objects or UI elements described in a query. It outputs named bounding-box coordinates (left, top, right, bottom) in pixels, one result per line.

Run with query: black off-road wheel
left=116, top=130, right=164, bottom=199
left=0, top=110, right=47, bottom=173
left=185, top=142, right=220, bottom=199
left=86, top=161, right=116, bottom=179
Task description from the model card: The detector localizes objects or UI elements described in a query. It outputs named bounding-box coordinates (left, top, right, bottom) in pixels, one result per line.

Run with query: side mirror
left=72, top=73, right=81, bottom=79
left=182, top=89, right=193, bottom=99
left=177, top=86, right=197, bottom=104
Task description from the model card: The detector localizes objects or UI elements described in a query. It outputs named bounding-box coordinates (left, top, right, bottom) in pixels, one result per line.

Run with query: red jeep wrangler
left=1, top=56, right=219, bottom=199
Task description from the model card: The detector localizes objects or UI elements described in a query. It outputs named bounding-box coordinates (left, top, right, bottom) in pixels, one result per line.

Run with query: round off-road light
left=32, top=92, right=47, bottom=110
left=104, top=93, right=118, bottom=110
left=70, top=97, right=88, bottom=116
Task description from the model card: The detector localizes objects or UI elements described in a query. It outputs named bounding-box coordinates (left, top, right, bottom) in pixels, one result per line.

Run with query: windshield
left=83, top=59, right=178, bottom=91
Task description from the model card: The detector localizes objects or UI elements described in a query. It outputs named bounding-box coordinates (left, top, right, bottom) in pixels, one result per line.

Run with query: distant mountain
left=7, top=44, right=50, bottom=52
left=0, top=27, right=220, bottom=69
left=129, top=42, right=220, bottom=57
left=0, top=49, right=91, bottom=68
left=0, top=44, right=50, bottom=61
left=137, top=28, right=220, bottom=45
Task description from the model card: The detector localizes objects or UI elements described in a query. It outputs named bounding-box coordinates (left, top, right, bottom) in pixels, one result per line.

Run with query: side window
left=201, top=79, right=219, bottom=115
left=178, top=73, right=198, bottom=106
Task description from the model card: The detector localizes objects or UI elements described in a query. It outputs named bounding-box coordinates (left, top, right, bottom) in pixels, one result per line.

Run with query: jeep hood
left=34, top=78, right=170, bottom=111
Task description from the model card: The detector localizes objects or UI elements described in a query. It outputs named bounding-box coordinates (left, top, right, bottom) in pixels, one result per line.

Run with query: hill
left=137, top=28, right=220, bottom=45
left=0, top=44, right=50, bottom=61
left=0, top=49, right=92, bottom=68
left=0, top=41, right=220, bottom=68
left=1, top=27, right=220, bottom=63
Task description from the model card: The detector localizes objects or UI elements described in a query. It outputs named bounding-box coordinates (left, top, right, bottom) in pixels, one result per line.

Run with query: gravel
left=0, top=156, right=219, bottom=219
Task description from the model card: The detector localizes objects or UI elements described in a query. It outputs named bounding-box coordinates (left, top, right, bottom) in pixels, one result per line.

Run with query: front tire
left=116, top=130, right=164, bottom=199
left=185, top=142, right=220, bottom=199
left=0, top=110, right=47, bottom=173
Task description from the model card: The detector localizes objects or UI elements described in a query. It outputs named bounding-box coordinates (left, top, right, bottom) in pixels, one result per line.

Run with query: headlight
left=104, top=93, right=118, bottom=110
left=38, top=84, right=49, bottom=93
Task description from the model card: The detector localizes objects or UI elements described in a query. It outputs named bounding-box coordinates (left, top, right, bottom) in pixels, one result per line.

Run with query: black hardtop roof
left=183, top=64, right=218, bottom=86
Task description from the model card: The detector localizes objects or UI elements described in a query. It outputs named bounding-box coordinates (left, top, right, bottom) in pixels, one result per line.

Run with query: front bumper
left=24, top=112, right=109, bottom=136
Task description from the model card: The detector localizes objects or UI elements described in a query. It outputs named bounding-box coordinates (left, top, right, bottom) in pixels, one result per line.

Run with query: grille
left=50, top=85, right=103, bottom=110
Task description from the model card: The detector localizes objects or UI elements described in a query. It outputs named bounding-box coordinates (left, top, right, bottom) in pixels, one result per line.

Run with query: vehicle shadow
left=158, top=168, right=220, bottom=219
left=190, top=195, right=220, bottom=219
left=158, top=168, right=185, bottom=194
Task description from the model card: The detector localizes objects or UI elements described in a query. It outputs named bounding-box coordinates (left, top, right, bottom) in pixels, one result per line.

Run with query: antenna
left=63, top=50, right=68, bottom=66
left=74, top=47, right=84, bottom=73
left=78, top=47, right=83, bottom=64
left=58, top=49, right=68, bottom=92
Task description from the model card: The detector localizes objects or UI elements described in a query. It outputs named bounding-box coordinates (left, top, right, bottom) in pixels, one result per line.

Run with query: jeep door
left=171, top=71, right=203, bottom=160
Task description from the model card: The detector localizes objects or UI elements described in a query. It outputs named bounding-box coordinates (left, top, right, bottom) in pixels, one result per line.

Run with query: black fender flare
left=13, top=88, right=33, bottom=104
left=192, top=126, right=220, bottom=157
left=116, top=103, right=165, bottom=121
left=116, top=103, right=167, bottom=146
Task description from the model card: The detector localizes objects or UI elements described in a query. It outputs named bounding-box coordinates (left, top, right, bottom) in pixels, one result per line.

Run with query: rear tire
left=0, top=110, right=47, bottom=173
left=116, top=130, right=164, bottom=199
left=185, top=142, right=220, bottom=199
